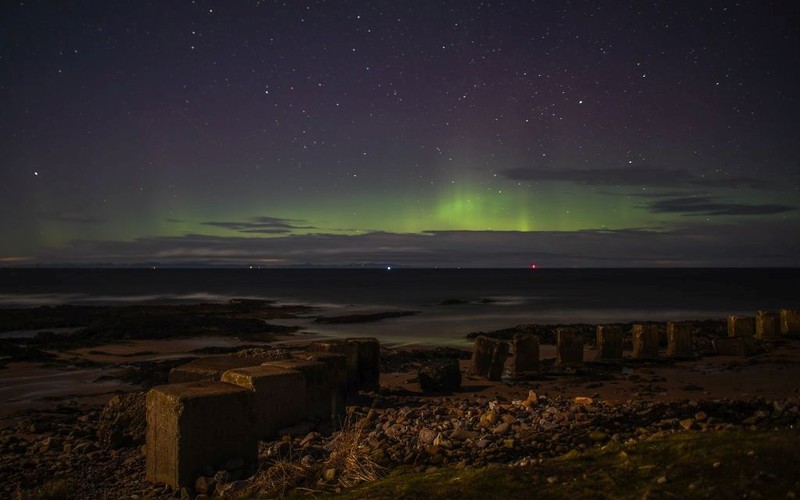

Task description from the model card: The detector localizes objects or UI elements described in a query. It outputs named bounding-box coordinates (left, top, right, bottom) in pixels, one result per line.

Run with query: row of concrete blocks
left=471, top=323, right=693, bottom=380
left=145, top=337, right=379, bottom=490
left=470, top=309, right=800, bottom=380
left=727, top=309, right=800, bottom=339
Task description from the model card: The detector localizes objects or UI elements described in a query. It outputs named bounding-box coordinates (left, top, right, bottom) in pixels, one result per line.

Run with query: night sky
left=2, top=1, right=799, bottom=267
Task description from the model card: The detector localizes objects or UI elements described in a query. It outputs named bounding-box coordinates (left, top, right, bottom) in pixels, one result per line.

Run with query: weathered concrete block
left=221, top=366, right=306, bottom=439
left=308, top=339, right=359, bottom=397
left=418, top=358, right=462, bottom=392
left=556, top=328, right=584, bottom=366
left=632, top=324, right=659, bottom=359
left=346, top=337, right=381, bottom=391
left=146, top=381, right=256, bottom=489
left=714, top=336, right=757, bottom=356
left=511, top=334, right=539, bottom=374
left=469, top=336, right=509, bottom=380
left=295, top=351, right=347, bottom=422
left=666, top=322, right=693, bottom=358
left=756, top=311, right=781, bottom=340
left=781, top=309, right=800, bottom=335
left=262, top=359, right=330, bottom=422
left=595, top=325, right=623, bottom=362
left=168, top=356, right=263, bottom=384
left=727, top=315, right=755, bottom=337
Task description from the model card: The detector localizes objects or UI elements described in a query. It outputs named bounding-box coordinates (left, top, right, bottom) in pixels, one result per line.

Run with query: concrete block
left=714, top=336, right=757, bottom=356
left=666, top=322, right=693, bottom=358
left=595, top=325, right=623, bottom=361
left=262, top=359, right=330, bottom=422
left=168, top=356, right=263, bottom=384
left=511, top=334, right=539, bottom=374
left=727, top=315, right=755, bottom=337
left=469, top=336, right=509, bottom=380
left=781, top=309, right=800, bottom=335
left=632, top=324, right=659, bottom=359
left=295, top=351, right=347, bottom=422
left=556, top=328, right=584, bottom=366
left=308, top=339, right=359, bottom=397
left=346, top=337, right=381, bottom=390
left=756, top=311, right=781, bottom=339
left=146, top=381, right=256, bottom=489
left=221, top=366, right=306, bottom=439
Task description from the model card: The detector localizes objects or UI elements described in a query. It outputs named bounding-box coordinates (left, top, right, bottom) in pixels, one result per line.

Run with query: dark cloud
left=38, top=212, right=107, bottom=224
left=32, top=220, right=800, bottom=268
left=202, top=216, right=315, bottom=234
left=645, top=196, right=795, bottom=216
left=502, top=166, right=767, bottom=189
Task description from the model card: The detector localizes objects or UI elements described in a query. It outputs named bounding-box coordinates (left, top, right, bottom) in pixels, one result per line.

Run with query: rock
left=450, top=429, right=479, bottom=441
left=588, top=431, right=608, bottom=442
left=418, top=428, right=437, bottom=445
left=476, top=439, right=492, bottom=449
left=680, top=419, right=695, bottom=430
left=479, top=411, right=498, bottom=427
left=214, top=470, right=231, bottom=484
left=574, top=397, right=593, bottom=405
left=97, top=392, right=147, bottom=450
left=433, top=434, right=452, bottom=449
left=492, top=423, right=511, bottom=435
left=418, top=358, right=462, bottom=392
left=195, top=476, right=216, bottom=495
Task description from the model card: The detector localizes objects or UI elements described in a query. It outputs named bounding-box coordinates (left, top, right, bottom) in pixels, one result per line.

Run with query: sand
left=2, top=331, right=800, bottom=424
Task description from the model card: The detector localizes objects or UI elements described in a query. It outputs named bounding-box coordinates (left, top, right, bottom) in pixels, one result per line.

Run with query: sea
left=1, top=268, right=798, bottom=346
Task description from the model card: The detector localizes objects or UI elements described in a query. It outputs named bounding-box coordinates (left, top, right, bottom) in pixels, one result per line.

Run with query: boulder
left=418, top=358, right=462, bottom=392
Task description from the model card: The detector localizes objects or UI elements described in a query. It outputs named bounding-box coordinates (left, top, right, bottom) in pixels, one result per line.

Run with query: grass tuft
left=246, top=415, right=385, bottom=498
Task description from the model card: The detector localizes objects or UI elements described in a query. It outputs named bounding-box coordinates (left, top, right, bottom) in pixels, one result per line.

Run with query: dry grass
left=245, top=415, right=385, bottom=498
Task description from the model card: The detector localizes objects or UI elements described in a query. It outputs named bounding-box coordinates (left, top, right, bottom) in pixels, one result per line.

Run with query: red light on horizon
left=530, top=263, right=538, bottom=269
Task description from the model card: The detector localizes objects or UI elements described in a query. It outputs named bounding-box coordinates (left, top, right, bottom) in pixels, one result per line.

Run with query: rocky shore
left=3, top=353, right=800, bottom=498
left=2, top=304, right=800, bottom=498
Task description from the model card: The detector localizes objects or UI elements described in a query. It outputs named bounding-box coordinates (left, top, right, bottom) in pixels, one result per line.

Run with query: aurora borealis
left=1, top=1, right=799, bottom=267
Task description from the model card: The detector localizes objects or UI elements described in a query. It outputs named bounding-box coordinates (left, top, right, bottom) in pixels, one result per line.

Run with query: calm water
left=1, top=268, right=798, bottom=346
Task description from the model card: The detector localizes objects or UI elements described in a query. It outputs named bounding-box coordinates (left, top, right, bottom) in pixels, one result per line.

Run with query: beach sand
left=3, top=333, right=799, bottom=421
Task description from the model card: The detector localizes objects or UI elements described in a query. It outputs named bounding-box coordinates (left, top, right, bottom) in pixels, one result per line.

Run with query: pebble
left=3, top=375, right=800, bottom=499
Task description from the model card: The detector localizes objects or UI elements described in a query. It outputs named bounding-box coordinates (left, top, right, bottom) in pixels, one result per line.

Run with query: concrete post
left=262, top=359, right=330, bottom=422
left=469, top=336, right=509, bottom=380
left=295, top=351, right=348, bottom=423
left=168, top=356, right=266, bottom=384
left=346, top=337, right=381, bottom=391
left=727, top=316, right=755, bottom=337
left=308, top=339, right=359, bottom=398
left=666, top=322, right=693, bottom=358
left=511, top=334, right=539, bottom=374
left=781, top=309, right=800, bottom=335
left=756, top=311, right=781, bottom=340
left=221, top=366, right=306, bottom=439
left=556, top=328, right=584, bottom=367
left=145, top=381, right=256, bottom=489
left=632, top=324, right=659, bottom=359
left=595, top=325, right=623, bottom=362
